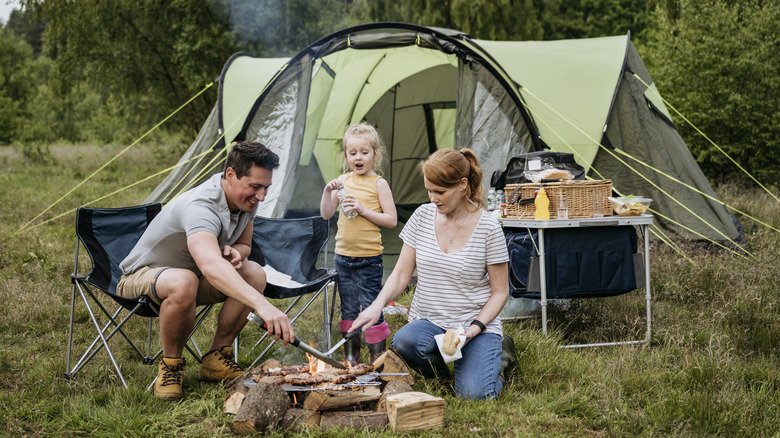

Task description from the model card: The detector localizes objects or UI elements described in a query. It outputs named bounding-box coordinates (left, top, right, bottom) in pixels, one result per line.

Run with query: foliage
left=21, top=0, right=237, bottom=136
left=640, top=0, right=780, bottom=183
left=226, top=0, right=351, bottom=56
left=0, top=29, right=38, bottom=144
left=534, top=0, right=652, bottom=40
left=349, top=0, right=544, bottom=41
left=3, top=7, right=45, bottom=56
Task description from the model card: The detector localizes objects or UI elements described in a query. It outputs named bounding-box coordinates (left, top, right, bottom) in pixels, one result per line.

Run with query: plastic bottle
left=534, top=187, right=550, bottom=220
left=487, top=188, right=496, bottom=211
left=337, top=185, right=358, bottom=219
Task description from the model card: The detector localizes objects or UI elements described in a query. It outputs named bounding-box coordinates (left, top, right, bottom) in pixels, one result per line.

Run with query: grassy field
left=1, top=143, right=779, bottom=437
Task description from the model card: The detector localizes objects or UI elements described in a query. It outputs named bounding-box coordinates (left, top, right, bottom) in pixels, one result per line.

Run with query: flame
left=306, top=344, right=327, bottom=374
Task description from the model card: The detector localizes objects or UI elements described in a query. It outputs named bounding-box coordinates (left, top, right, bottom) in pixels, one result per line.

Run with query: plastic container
left=608, top=196, right=652, bottom=216
left=487, top=188, right=497, bottom=211
left=337, top=185, right=358, bottom=219
left=534, top=187, right=550, bottom=220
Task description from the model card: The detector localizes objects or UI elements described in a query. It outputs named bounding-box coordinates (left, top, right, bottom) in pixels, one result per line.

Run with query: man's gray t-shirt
left=120, top=173, right=257, bottom=276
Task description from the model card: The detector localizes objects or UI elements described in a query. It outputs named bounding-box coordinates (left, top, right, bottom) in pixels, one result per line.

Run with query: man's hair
left=224, top=141, right=280, bottom=178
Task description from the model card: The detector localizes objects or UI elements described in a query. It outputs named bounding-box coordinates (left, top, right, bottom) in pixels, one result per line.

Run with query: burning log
left=229, top=382, right=290, bottom=435
left=279, top=407, right=321, bottom=432
left=302, top=386, right=382, bottom=411
left=386, top=391, right=445, bottom=433
left=377, top=380, right=414, bottom=412
left=320, top=411, right=388, bottom=430
left=372, top=349, right=415, bottom=385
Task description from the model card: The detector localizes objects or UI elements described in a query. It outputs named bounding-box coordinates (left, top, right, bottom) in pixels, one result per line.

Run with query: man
left=117, top=141, right=295, bottom=400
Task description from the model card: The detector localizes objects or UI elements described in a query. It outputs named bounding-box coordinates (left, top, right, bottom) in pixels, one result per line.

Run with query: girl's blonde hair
left=420, top=148, right=487, bottom=210
left=342, top=123, right=385, bottom=174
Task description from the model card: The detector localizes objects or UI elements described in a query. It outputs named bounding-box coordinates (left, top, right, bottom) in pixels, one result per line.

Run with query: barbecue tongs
left=246, top=312, right=349, bottom=369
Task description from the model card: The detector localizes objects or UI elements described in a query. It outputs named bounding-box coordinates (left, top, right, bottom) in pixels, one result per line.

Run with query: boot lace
left=218, top=350, right=243, bottom=373
left=160, top=361, right=185, bottom=387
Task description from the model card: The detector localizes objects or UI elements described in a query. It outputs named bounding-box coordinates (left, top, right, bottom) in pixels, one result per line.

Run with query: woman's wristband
left=470, top=319, right=487, bottom=333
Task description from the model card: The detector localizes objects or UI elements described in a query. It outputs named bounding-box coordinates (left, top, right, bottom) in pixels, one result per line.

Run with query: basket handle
left=507, top=185, right=535, bottom=205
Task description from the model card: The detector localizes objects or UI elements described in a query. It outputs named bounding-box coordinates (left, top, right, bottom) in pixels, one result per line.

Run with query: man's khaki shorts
left=116, top=266, right=227, bottom=306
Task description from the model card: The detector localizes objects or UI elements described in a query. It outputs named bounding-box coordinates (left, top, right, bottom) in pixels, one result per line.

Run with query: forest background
left=1, top=0, right=778, bottom=184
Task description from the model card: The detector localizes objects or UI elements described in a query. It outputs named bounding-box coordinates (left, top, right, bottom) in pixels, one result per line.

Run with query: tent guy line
left=12, top=82, right=216, bottom=239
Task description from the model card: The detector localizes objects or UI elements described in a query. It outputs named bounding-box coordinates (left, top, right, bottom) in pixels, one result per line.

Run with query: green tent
left=147, top=23, right=741, bottom=262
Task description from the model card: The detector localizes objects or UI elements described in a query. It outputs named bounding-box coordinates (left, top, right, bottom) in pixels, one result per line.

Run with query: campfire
left=224, top=349, right=445, bottom=434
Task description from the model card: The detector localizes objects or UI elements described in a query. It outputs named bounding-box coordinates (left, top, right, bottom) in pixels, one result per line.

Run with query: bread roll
left=442, top=329, right=461, bottom=355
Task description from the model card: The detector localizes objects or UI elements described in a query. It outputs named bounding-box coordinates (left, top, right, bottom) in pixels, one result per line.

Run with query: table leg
left=539, top=228, right=547, bottom=335
left=643, top=224, right=652, bottom=343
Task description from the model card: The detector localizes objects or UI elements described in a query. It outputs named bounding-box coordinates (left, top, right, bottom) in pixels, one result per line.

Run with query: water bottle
left=487, top=188, right=497, bottom=211
left=337, top=185, right=358, bottom=219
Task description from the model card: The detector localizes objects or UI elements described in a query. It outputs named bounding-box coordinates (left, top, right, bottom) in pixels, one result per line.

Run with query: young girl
left=320, top=123, right=397, bottom=363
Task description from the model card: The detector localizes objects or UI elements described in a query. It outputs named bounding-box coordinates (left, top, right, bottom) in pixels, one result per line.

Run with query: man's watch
left=470, top=319, right=487, bottom=333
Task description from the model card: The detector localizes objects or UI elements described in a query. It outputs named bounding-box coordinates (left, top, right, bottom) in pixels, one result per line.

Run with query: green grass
left=1, top=144, right=780, bottom=436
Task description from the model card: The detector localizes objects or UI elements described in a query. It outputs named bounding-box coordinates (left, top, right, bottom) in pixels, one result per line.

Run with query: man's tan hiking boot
left=154, top=357, right=185, bottom=401
left=199, top=346, right=244, bottom=382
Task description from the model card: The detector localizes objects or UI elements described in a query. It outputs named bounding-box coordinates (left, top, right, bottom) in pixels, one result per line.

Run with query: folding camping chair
left=242, top=215, right=338, bottom=369
left=66, top=204, right=214, bottom=387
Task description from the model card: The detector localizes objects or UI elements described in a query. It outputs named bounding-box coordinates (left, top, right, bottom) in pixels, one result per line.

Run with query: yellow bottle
left=534, top=187, right=550, bottom=220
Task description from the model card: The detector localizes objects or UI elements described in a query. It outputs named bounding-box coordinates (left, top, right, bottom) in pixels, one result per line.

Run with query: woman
left=349, top=148, right=514, bottom=399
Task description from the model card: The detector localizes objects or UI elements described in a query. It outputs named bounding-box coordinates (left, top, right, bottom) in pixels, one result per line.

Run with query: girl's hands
left=324, top=178, right=341, bottom=193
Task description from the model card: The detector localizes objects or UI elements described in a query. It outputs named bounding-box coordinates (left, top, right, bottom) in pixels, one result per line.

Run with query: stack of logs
left=224, top=349, right=445, bottom=434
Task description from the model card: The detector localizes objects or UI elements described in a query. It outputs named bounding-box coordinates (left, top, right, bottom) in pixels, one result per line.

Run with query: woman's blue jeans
left=391, top=319, right=503, bottom=399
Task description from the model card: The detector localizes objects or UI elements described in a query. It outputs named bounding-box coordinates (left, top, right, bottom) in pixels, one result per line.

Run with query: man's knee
left=157, top=269, right=199, bottom=303
left=238, top=260, right=266, bottom=292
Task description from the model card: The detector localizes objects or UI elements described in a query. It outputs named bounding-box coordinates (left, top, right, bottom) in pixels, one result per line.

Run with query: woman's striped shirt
left=400, top=203, right=509, bottom=335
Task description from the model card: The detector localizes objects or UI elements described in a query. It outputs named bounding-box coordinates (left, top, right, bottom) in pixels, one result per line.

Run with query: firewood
left=229, top=382, right=290, bottom=435
left=372, top=349, right=414, bottom=385
left=230, top=378, right=251, bottom=395
left=279, top=407, right=321, bottom=432
left=223, top=390, right=246, bottom=415
left=386, top=391, right=445, bottom=433
left=377, top=380, right=414, bottom=412
left=320, top=411, right=388, bottom=430
left=302, top=386, right=382, bottom=411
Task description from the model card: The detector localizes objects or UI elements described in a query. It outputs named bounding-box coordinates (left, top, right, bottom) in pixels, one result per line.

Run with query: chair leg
left=73, top=283, right=129, bottom=388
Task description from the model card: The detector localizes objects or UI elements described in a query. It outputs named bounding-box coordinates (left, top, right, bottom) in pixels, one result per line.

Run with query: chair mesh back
left=76, top=204, right=162, bottom=293
left=249, top=216, right=329, bottom=284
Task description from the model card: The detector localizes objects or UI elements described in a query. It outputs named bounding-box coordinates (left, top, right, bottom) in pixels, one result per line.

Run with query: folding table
left=500, top=214, right=653, bottom=348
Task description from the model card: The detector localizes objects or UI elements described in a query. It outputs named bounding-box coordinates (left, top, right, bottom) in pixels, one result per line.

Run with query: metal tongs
left=246, top=312, right=347, bottom=369
left=323, top=329, right=360, bottom=356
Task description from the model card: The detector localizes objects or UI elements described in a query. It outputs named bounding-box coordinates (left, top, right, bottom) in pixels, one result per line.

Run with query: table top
left=500, top=214, right=654, bottom=229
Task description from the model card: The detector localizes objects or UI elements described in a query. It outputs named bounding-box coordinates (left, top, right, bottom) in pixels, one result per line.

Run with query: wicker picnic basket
left=504, top=180, right=613, bottom=219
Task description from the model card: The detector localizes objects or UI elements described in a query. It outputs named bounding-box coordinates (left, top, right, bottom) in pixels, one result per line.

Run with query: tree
left=22, top=0, right=238, bottom=136
left=349, top=0, right=543, bottom=41
left=532, top=0, right=651, bottom=40
left=226, top=0, right=350, bottom=57
left=641, top=0, right=780, bottom=182
left=0, top=29, right=37, bottom=144
left=4, top=8, right=45, bottom=56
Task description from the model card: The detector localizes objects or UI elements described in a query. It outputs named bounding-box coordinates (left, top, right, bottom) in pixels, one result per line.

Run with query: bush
left=0, top=30, right=37, bottom=144
left=640, top=0, right=780, bottom=183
